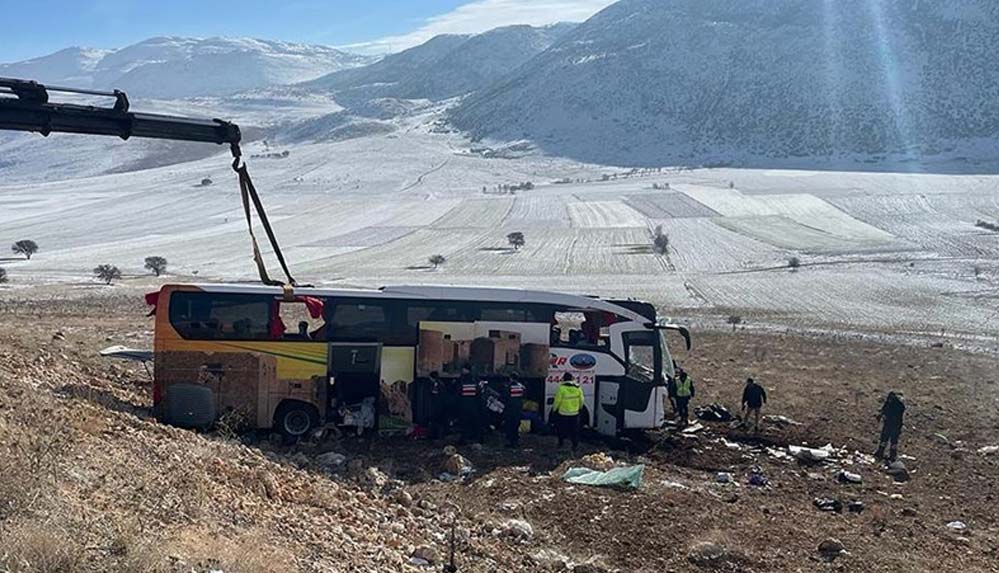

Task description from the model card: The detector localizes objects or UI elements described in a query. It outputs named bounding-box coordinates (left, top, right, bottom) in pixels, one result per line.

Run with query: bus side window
left=169, top=292, right=271, bottom=341
left=329, top=301, right=390, bottom=343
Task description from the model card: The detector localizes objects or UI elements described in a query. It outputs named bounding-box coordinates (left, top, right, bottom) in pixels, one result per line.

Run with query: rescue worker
left=503, top=373, right=526, bottom=447
left=874, top=391, right=906, bottom=462
left=457, top=365, right=482, bottom=444
left=427, top=371, right=448, bottom=439
left=674, top=368, right=695, bottom=427
left=740, top=377, right=767, bottom=433
left=552, top=372, right=584, bottom=452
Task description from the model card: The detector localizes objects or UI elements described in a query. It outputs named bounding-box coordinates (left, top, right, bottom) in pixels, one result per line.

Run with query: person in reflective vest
left=457, top=365, right=482, bottom=444
left=552, top=372, right=584, bottom=452
left=503, top=373, right=526, bottom=448
left=674, top=368, right=695, bottom=427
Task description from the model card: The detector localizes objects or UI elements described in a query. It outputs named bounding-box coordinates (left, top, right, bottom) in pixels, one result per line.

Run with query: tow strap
left=231, top=144, right=299, bottom=290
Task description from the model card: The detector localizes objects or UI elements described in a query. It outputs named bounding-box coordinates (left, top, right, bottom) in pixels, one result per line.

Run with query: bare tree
left=11, top=240, right=38, bottom=260
left=788, top=256, right=801, bottom=270
left=0, top=267, right=7, bottom=284
left=727, top=315, right=743, bottom=332
left=144, top=256, right=168, bottom=277
left=94, top=264, right=122, bottom=285
left=428, top=254, right=446, bottom=270
left=507, top=232, right=526, bottom=251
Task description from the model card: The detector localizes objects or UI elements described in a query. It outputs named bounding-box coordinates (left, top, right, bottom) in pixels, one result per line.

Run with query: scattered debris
left=886, top=461, right=910, bottom=483
left=579, top=452, right=616, bottom=471
left=818, top=538, right=847, bottom=562
left=562, top=465, right=645, bottom=490
left=316, top=451, right=347, bottom=469
left=412, top=545, right=440, bottom=565
left=814, top=497, right=843, bottom=513
left=837, top=470, right=863, bottom=484
left=847, top=500, right=865, bottom=513
left=696, top=403, right=734, bottom=422
left=715, top=472, right=734, bottom=484
left=763, top=414, right=802, bottom=427
left=661, top=480, right=689, bottom=490
left=946, top=521, right=968, bottom=532
left=687, top=541, right=746, bottom=568
left=720, top=438, right=743, bottom=451
left=499, top=519, right=534, bottom=542
left=444, top=453, right=474, bottom=476
left=978, top=445, right=998, bottom=456
left=790, top=444, right=833, bottom=463
left=747, top=467, right=768, bottom=487
left=681, top=422, right=705, bottom=434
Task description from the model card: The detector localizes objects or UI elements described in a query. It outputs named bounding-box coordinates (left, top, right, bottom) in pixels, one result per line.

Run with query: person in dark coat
left=503, top=373, right=526, bottom=447
left=740, top=377, right=768, bottom=433
left=875, top=391, right=906, bottom=462
left=457, top=365, right=482, bottom=444
left=427, top=371, right=448, bottom=439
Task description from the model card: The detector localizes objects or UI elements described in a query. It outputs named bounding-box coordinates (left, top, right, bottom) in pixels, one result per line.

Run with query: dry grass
left=0, top=521, right=86, bottom=573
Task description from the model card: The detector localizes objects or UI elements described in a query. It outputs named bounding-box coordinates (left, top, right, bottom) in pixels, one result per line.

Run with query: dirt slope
left=1, top=288, right=997, bottom=572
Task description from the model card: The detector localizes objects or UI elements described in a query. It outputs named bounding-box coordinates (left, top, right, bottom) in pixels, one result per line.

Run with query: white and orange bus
left=148, top=283, right=690, bottom=439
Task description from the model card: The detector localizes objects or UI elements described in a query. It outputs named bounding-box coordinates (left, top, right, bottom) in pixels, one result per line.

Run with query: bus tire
left=274, top=401, right=319, bottom=443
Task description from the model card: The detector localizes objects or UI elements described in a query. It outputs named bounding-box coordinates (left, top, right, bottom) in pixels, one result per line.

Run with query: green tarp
left=561, top=465, right=645, bottom=490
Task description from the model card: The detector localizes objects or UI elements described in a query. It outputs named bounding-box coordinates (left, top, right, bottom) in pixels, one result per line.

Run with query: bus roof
left=165, top=283, right=651, bottom=324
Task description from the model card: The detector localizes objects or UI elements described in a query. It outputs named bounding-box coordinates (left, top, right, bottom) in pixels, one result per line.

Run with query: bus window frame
left=167, top=291, right=275, bottom=341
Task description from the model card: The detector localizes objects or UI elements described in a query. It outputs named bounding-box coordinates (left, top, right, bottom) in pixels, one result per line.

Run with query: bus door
left=328, top=343, right=382, bottom=431
left=609, top=322, right=668, bottom=430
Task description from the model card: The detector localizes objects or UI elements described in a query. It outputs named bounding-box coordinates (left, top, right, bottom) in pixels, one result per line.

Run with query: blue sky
left=0, top=0, right=615, bottom=63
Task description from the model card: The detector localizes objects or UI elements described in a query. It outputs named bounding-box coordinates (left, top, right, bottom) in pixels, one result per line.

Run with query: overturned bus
left=147, top=283, right=690, bottom=439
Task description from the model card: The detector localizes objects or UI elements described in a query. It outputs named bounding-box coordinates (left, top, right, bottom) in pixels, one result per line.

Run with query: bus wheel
left=274, top=401, right=318, bottom=443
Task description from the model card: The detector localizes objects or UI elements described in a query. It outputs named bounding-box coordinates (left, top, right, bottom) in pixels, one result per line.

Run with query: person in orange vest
left=503, top=372, right=526, bottom=448
left=552, top=372, right=584, bottom=452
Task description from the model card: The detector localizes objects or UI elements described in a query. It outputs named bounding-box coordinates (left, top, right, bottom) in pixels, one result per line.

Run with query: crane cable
left=230, top=144, right=300, bottom=292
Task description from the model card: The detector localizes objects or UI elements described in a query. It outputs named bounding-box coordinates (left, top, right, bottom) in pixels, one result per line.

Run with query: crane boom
left=0, top=77, right=241, bottom=146
left=0, top=77, right=302, bottom=288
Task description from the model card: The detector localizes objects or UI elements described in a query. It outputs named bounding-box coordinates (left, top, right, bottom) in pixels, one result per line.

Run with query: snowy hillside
left=1, top=37, right=372, bottom=97
left=0, top=47, right=110, bottom=86
left=305, top=24, right=574, bottom=109
left=450, top=0, right=999, bottom=168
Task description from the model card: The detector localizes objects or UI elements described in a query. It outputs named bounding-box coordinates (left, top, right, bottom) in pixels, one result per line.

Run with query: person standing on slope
left=741, top=377, right=768, bottom=433
left=457, top=365, right=482, bottom=445
left=674, top=368, right=695, bottom=427
left=875, top=391, right=906, bottom=462
left=503, top=372, right=526, bottom=448
left=552, top=372, right=584, bottom=452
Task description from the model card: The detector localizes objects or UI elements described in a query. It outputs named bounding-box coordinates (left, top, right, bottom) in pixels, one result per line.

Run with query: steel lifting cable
left=230, top=143, right=300, bottom=292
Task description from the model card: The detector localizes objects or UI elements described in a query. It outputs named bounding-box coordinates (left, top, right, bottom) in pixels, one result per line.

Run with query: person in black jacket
left=457, top=365, right=482, bottom=444
left=875, top=391, right=906, bottom=462
left=740, top=377, right=768, bottom=433
left=503, top=373, right=526, bottom=448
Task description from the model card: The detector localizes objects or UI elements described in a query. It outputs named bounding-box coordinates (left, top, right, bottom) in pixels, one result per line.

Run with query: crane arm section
left=0, top=78, right=241, bottom=146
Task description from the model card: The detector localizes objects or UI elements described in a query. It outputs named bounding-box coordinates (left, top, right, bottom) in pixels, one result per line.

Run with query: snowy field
left=1, top=110, right=997, bottom=349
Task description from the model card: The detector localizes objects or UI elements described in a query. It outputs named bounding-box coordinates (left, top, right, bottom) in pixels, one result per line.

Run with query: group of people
left=665, top=368, right=767, bottom=431
left=423, top=367, right=586, bottom=452
left=666, top=367, right=907, bottom=462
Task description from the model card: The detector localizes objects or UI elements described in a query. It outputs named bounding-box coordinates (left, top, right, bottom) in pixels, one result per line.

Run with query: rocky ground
left=1, top=286, right=997, bottom=572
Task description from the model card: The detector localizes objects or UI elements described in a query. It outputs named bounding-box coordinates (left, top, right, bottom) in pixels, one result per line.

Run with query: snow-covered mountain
left=1, top=37, right=372, bottom=97
left=450, top=0, right=999, bottom=167
left=305, top=24, right=574, bottom=108
left=0, top=47, right=111, bottom=87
